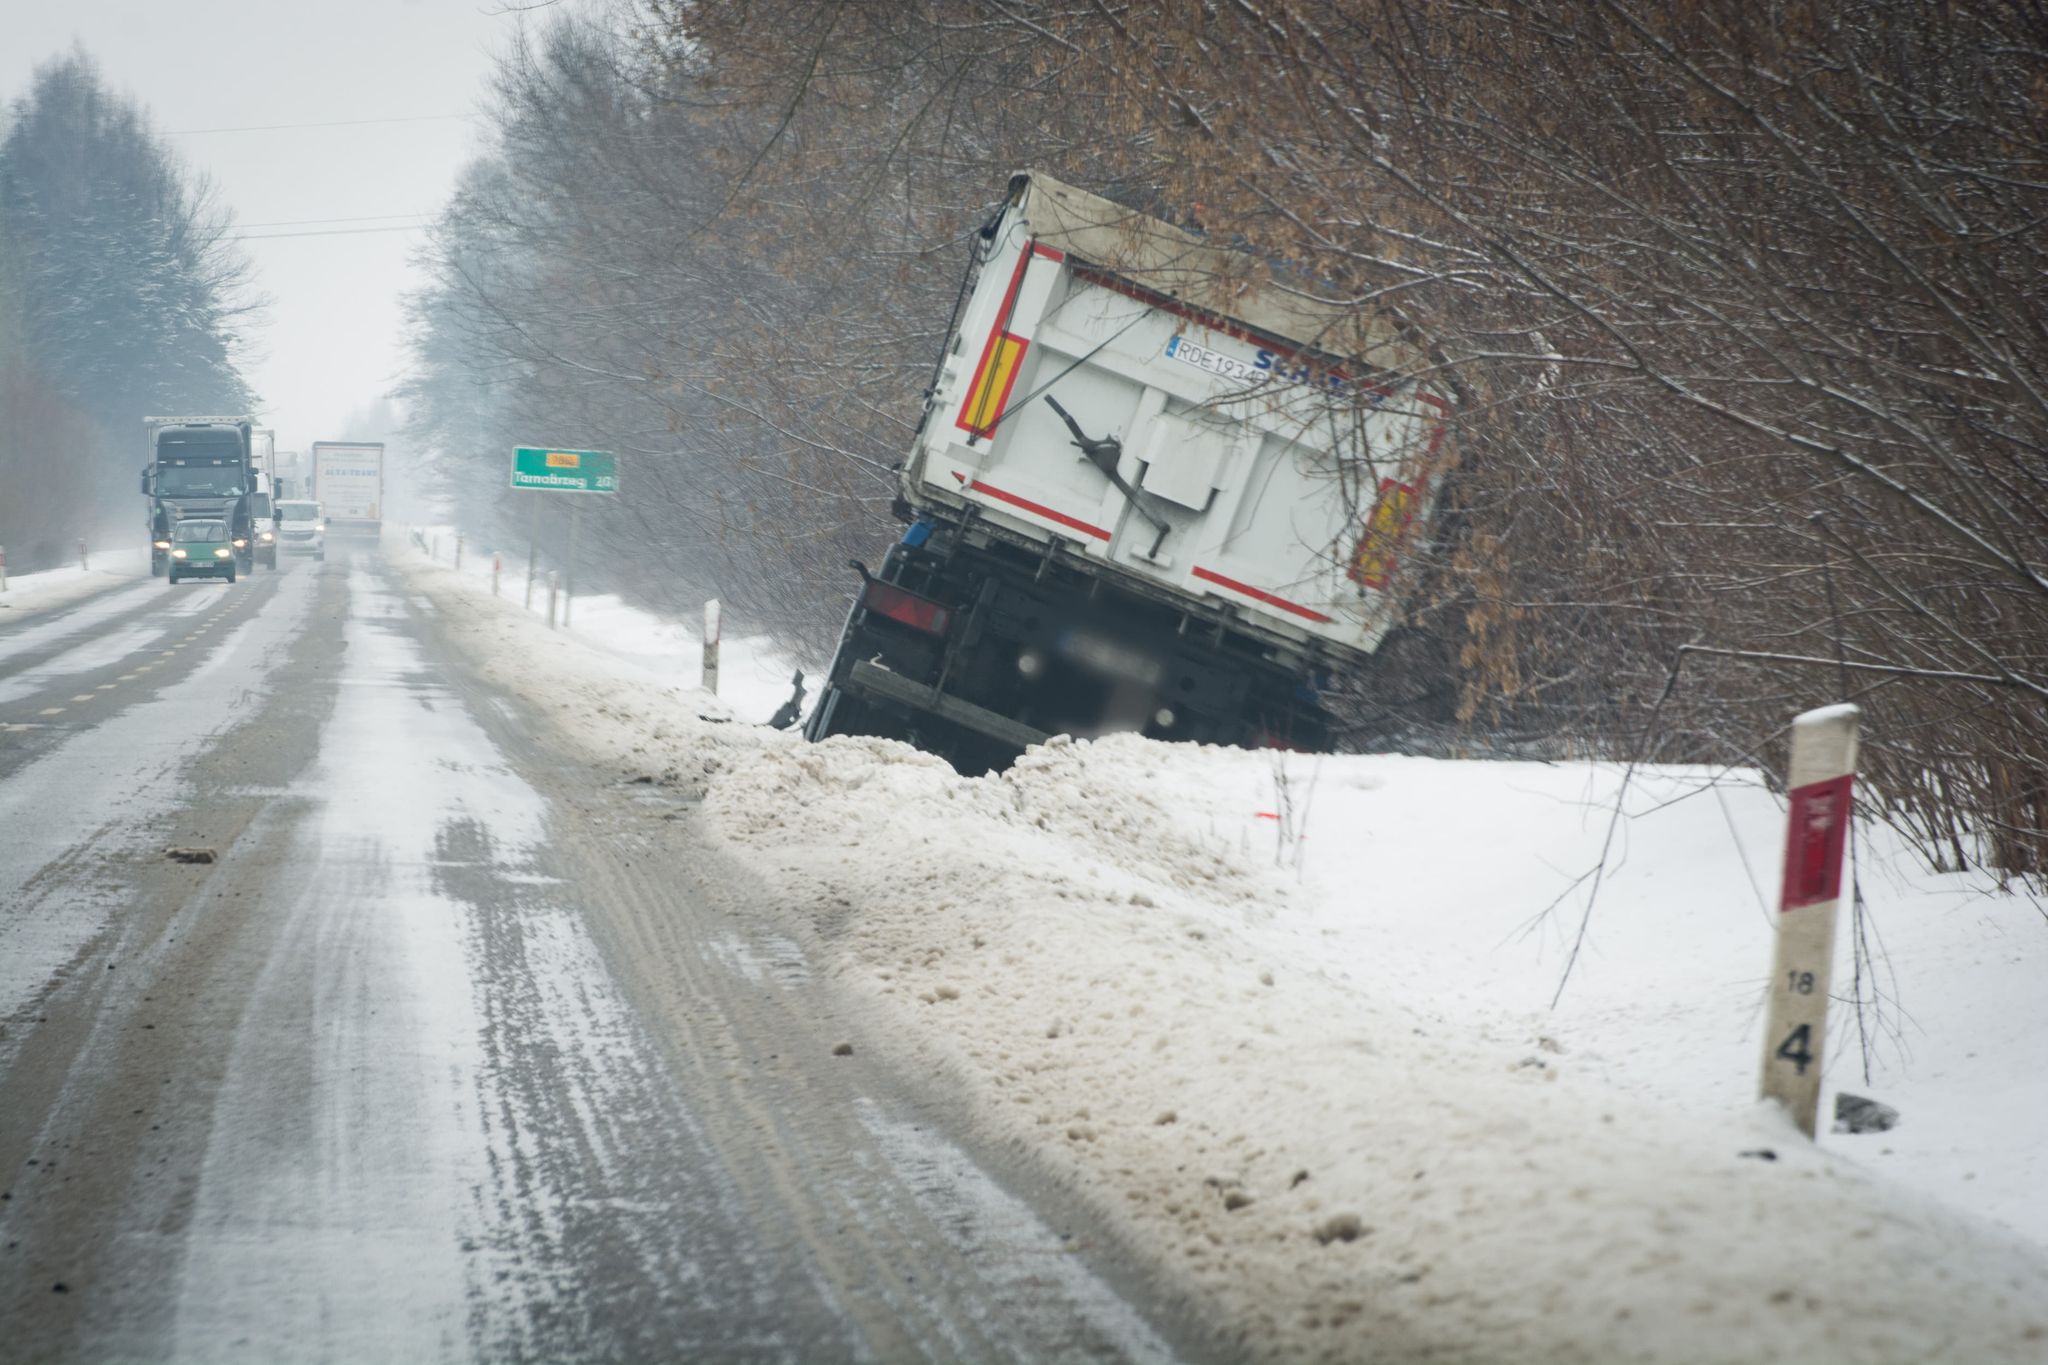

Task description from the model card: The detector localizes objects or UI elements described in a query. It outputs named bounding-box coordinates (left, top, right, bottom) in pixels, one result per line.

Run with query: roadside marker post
left=454, top=534, right=463, bottom=571
left=492, top=554, right=501, bottom=597
left=78, top=539, right=88, bottom=572
left=1759, top=703, right=1861, bottom=1138
left=703, top=598, right=721, bottom=696
left=547, top=572, right=559, bottom=629
left=1, top=544, right=8, bottom=592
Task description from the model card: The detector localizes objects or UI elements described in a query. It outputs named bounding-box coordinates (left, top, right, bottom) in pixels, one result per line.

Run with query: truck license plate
left=1057, top=630, right=1164, bottom=687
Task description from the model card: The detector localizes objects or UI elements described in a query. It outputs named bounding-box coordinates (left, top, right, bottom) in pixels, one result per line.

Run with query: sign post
left=1759, top=703, right=1861, bottom=1138
left=703, top=598, right=721, bottom=696
left=509, top=447, right=615, bottom=621
left=565, top=500, right=580, bottom=627
left=525, top=500, right=538, bottom=610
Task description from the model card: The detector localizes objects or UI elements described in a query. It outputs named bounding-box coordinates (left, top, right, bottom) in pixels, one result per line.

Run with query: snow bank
left=396, top=545, right=2048, bottom=1364
left=0, top=547, right=150, bottom=622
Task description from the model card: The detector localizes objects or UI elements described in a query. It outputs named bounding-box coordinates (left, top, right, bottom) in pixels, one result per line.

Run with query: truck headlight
left=171, top=549, right=188, bottom=559
left=232, top=538, right=248, bottom=548
left=153, top=540, right=171, bottom=550
left=214, top=548, right=232, bottom=559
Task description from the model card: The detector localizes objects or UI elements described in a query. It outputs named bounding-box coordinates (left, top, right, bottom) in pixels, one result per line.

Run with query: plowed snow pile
left=403, top=546, right=2048, bottom=1364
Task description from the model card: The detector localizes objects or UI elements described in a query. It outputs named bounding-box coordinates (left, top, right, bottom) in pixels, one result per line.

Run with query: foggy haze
left=1, top=0, right=513, bottom=446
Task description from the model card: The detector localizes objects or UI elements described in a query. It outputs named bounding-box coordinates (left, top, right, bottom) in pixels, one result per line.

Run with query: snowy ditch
left=397, top=544, right=2048, bottom=1364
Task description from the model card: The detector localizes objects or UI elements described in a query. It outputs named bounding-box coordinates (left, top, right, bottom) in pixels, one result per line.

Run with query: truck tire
left=226, top=568, right=237, bottom=584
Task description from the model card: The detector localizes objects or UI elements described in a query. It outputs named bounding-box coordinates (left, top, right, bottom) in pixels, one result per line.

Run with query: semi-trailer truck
left=142, top=417, right=258, bottom=577
left=310, top=441, right=384, bottom=535
left=804, top=172, right=1454, bottom=772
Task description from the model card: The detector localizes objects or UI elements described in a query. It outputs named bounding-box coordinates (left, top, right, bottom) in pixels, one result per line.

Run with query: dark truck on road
left=143, top=417, right=261, bottom=577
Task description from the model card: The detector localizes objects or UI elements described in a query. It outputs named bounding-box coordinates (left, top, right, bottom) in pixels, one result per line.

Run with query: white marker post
left=702, top=598, right=721, bottom=696
left=1759, top=703, right=1861, bottom=1138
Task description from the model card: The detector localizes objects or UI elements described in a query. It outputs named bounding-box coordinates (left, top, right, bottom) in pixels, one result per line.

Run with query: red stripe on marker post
left=1781, top=773, right=1853, bottom=910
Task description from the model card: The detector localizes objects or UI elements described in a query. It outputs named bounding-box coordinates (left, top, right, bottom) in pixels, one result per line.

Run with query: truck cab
left=143, top=417, right=256, bottom=577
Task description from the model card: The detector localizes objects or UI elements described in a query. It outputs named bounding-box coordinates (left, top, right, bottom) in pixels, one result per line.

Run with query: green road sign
left=511, top=446, right=618, bottom=494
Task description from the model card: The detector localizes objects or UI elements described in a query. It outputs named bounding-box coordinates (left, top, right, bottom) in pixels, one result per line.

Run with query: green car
left=167, top=519, right=238, bottom=584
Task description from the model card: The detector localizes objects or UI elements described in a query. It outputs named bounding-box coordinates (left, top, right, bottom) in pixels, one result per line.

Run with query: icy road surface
left=0, top=547, right=1189, bottom=1363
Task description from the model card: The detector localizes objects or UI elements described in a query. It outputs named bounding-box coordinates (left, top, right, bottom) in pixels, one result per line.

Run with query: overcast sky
left=3, top=0, right=532, bottom=450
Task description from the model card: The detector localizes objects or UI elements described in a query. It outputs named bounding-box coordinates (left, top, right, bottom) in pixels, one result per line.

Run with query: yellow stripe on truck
left=958, top=333, right=1026, bottom=437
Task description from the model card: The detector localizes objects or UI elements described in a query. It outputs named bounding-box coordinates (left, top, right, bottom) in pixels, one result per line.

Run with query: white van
left=275, top=500, right=326, bottom=561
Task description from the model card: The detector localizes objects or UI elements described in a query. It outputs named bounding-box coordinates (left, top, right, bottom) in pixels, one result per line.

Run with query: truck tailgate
left=907, top=174, right=1452, bottom=665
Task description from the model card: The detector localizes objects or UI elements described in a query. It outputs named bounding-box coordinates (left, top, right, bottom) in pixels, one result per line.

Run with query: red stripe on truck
left=953, top=472, right=1113, bottom=541
left=1190, top=566, right=1334, bottom=623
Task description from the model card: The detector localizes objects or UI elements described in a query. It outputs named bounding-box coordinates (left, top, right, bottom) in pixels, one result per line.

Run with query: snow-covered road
left=0, top=547, right=1191, bottom=1362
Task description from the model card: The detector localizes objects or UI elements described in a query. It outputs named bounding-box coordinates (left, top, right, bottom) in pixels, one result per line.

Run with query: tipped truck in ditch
left=805, top=171, right=1455, bottom=772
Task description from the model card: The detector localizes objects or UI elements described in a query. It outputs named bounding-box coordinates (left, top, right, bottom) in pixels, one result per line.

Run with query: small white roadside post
left=563, top=500, right=579, bottom=627
left=702, top=598, right=721, bottom=696
left=525, top=497, right=539, bottom=610
left=1760, top=703, right=1861, bottom=1138
left=546, top=571, right=559, bottom=629
left=492, top=553, right=501, bottom=597
left=454, top=534, right=463, bottom=571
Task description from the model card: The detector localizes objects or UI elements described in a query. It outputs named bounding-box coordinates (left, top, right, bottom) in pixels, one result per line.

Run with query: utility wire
left=165, top=113, right=474, bottom=135
left=228, top=223, right=433, bottom=241
left=235, top=211, right=437, bottom=230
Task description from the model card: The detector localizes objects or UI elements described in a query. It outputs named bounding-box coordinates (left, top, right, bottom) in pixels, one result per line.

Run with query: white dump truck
left=805, top=171, right=1454, bottom=770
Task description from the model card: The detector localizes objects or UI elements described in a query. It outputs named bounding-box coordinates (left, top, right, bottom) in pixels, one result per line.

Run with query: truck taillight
left=862, top=581, right=950, bottom=635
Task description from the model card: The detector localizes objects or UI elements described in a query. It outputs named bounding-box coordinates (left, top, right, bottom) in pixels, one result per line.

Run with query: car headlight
left=214, top=548, right=232, bottom=558
left=260, top=531, right=274, bottom=541
left=153, top=540, right=171, bottom=549
left=171, top=549, right=188, bottom=559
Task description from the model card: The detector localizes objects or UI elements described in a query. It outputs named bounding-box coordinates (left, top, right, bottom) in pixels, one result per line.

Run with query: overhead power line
left=228, top=223, right=434, bottom=242
left=165, top=113, right=475, bottom=135
left=235, top=211, right=437, bottom=230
